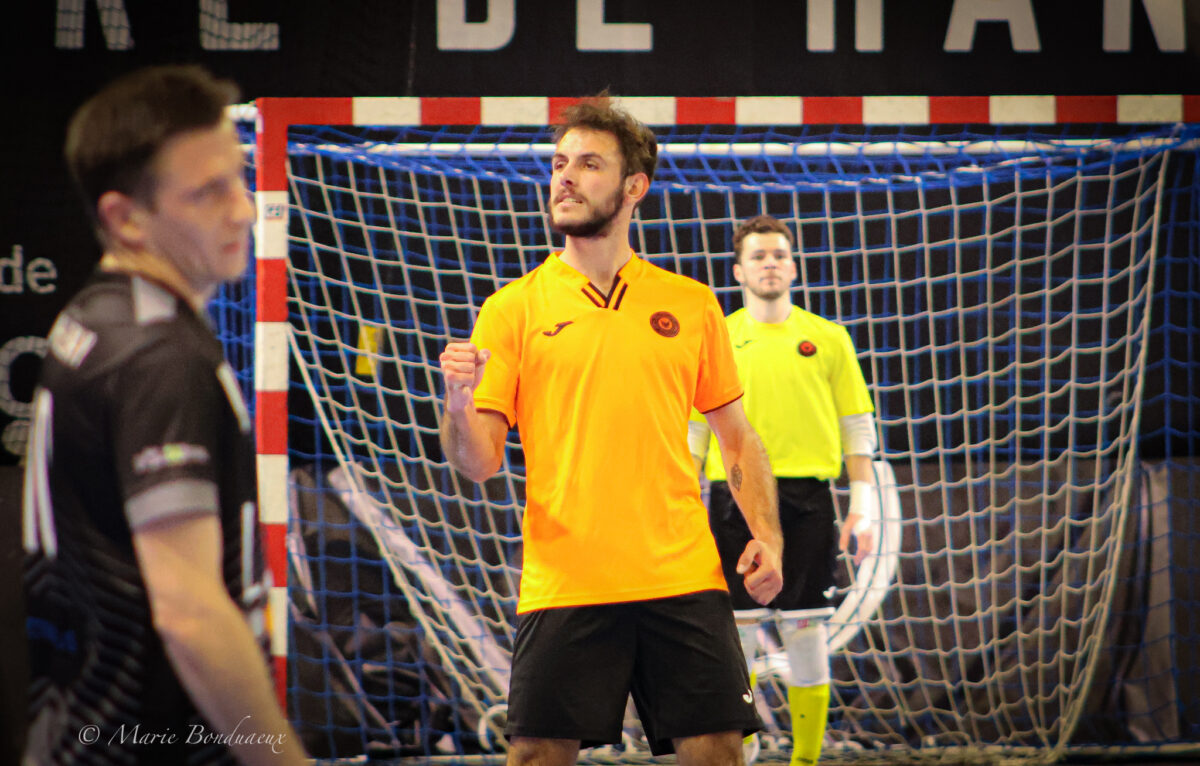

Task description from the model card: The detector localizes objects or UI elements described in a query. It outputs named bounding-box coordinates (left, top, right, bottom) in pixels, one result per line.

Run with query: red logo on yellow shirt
left=650, top=311, right=680, bottom=337
left=798, top=340, right=818, bottom=357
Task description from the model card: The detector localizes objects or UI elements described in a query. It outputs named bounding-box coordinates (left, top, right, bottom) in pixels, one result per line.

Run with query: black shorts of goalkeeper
left=709, top=476, right=836, bottom=611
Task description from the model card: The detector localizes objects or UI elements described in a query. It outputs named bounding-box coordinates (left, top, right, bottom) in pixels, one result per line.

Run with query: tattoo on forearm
left=730, top=463, right=743, bottom=491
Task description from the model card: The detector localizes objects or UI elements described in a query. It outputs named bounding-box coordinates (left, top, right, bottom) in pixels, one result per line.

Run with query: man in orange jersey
left=439, top=94, right=783, bottom=766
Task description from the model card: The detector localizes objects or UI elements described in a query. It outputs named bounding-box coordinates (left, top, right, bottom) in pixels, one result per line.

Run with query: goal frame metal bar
left=251, top=92, right=1196, bottom=717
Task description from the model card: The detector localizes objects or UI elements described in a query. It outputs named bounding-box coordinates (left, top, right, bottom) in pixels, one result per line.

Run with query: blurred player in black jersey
left=21, top=65, right=306, bottom=765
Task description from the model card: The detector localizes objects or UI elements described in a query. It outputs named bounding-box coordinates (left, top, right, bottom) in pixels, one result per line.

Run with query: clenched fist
left=439, top=342, right=490, bottom=413
left=736, top=538, right=784, bottom=606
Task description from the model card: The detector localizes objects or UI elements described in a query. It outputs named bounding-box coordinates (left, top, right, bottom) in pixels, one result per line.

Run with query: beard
left=549, top=185, right=625, bottom=239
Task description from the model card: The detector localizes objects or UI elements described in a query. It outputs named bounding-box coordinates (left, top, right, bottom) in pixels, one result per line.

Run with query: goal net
left=224, top=103, right=1200, bottom=762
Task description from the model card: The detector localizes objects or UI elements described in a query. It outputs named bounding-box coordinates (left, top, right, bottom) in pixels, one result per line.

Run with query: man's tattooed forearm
left=730, top=463, right=743, bottom=491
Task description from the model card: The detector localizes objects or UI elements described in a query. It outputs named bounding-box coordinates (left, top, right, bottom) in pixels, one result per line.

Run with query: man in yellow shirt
left=438, top=95, right=784, bottom=766
left=689, top=215, right=880, bottom=766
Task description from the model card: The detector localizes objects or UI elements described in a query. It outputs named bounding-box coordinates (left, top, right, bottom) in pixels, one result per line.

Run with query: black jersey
left=23, top=271, right=266, bottom=766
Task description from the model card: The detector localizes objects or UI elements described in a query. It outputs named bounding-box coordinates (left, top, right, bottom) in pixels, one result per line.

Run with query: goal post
left=229, top=95, right=1200, bottom=761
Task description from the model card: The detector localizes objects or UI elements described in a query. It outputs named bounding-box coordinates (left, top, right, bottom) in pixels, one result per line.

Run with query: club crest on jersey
left=798, top=340, right=818, bottom=357
left=649, top=311, right=680, bottom=338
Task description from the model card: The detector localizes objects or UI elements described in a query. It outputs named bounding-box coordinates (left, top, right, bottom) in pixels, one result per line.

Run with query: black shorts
left=505, top=590, right=762, bottom=755
left=708, top=477, right=836, bottom=611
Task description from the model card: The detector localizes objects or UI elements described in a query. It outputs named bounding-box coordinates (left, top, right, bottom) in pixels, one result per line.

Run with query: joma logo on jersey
left=133, top=443, right=211, bottom=475
left=542, top=321, right=573, bottom=337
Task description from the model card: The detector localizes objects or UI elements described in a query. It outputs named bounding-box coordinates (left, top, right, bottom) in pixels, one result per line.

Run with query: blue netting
left=209, top=120, right=1200, bottom=761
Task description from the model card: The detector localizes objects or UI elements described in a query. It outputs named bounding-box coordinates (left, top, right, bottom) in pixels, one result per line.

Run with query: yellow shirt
left=471, top=253, right=743, bottom=612
left=699, top=306, right=874, bottom=482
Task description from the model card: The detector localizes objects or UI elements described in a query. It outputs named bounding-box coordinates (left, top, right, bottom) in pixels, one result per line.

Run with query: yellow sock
left=787, top=684, right=829, bottom=766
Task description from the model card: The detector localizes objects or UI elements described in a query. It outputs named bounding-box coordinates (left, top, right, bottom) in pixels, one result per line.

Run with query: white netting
left=270, top=123, right=1187, bottom=762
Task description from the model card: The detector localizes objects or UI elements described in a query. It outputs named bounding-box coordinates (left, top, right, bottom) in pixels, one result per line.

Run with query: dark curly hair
left=552, top=90, right=658, bottom=185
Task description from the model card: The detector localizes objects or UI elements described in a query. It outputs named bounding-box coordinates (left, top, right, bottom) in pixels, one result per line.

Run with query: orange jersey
left=470, top=252, right=743, bottom=612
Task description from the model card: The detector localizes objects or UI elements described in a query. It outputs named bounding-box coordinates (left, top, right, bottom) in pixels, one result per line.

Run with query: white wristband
left=849, top=480, right=879, bottom=534
left=839, top=412, right=878, bottom=458
left=687, top=420, right=711, bottom=464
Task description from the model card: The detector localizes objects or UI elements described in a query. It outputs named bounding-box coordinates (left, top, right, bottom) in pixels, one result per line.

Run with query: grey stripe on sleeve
left=125, top=478, right=219, bottom=529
